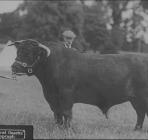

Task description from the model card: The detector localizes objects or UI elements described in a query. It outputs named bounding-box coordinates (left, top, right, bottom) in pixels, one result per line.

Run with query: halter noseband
left=15, top=56, right=40, bottom=74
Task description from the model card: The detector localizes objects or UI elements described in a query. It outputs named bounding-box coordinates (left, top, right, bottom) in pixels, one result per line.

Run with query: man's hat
left=62, top=30, right=76, bottom=38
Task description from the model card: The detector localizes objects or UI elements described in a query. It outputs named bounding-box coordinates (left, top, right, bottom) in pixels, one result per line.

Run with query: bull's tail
left=101, top=107, right=110, bottom=119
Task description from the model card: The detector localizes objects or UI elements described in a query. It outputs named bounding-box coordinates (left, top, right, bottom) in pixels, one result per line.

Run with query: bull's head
left=10, top=39, right=50, bottom=77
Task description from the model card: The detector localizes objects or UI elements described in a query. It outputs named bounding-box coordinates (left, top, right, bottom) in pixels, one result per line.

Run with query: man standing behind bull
left=62, top=30, right=76, bottom=48
left=61, top=30, right=84, bottom=52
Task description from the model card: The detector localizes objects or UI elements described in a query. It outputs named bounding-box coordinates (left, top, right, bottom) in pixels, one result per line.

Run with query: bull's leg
left=42, top=88, right=64, bottom=125
left=63, top=109, right=72, bottom=128
left=60, top=88, right=74, bottom=128
left=130, top=98, right=146, bottom=130
left=135, top=89, right=148, bottom=130
left=48, top=104, right=64, bottom=125
left=141, top=97, right=148, bottom=119
left=54, top=112, right=63, bottom=125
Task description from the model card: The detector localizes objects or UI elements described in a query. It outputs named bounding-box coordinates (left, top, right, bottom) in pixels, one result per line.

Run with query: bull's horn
left=38, top=43, right=50, bottom=57
left=7, top=43, right=15, bottom=46
left=8, top=40, right=24, bottom=46
left=15, top=40, right=25, bottom=43
left=7, top=40, right=14, bottom=46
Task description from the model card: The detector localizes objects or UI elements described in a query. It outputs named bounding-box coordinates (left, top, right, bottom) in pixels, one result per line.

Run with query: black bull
left=11, top=39, right=148, bottom=130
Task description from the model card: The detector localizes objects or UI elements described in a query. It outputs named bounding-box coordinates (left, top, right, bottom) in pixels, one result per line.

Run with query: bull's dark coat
left=11, top=40, right=148, bottom=130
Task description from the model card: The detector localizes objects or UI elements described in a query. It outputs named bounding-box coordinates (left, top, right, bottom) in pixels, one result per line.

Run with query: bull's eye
left=22, top=63, right=27, bottom=67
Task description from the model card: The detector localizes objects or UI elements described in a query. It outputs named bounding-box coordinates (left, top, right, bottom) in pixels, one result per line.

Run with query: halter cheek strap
left=15, top=56, right=40, bottom=74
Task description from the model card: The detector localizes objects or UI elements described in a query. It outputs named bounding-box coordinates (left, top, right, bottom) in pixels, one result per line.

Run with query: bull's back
left=71, top=52, right=148, bottom=104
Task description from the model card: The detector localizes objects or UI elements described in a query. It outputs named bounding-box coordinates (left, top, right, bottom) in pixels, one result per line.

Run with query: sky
left=0, top=1, right=23, bottom=14
left=0, top=44, right=16, bottom=70
left=0, top=1, right=21, bottom=70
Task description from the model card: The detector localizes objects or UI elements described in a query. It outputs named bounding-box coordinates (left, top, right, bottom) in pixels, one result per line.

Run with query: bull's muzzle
left=11, top=62, right=26, bottom=76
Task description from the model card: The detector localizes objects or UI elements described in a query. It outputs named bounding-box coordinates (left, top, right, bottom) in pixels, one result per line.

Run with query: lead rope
left=0, top=75, right=17, bottom=80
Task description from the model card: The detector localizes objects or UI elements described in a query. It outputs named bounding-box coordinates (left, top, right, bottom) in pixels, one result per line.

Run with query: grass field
left=0, top=71, right=147, bottom=139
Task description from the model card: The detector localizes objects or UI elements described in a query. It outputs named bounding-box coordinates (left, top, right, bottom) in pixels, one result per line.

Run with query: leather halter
left=15, top=56, right=40, bottom=74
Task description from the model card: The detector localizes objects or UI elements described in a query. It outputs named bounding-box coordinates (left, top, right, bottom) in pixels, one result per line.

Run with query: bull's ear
left=7, top=43, right=14, bottom=46
left=8, top=41, right=20, bottom=48
left=38, top=43, right=50, bottom=57
left=40, top=48, right=47, bottom=57
left=7, top=41, right=15, bottom=46
left=36, top=47, right=47, bottom=60
left=14, top=42, right=21, bottom=47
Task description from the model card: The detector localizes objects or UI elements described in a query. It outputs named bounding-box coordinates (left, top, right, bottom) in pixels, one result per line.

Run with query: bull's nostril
left=11, top=65, right=14, bottom=71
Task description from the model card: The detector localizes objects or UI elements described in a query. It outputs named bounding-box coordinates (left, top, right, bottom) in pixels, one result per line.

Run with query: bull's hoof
left=55, top=121, right=71, bottom=130
left=134, top=125, right=142, bottom=131
left=55, top=123, right=70, bottom=131
left=55, top=119, right=64, bottom=126
left=55, top=120, right=71, bottom=129
left=62, top=121, right=71, bottom=129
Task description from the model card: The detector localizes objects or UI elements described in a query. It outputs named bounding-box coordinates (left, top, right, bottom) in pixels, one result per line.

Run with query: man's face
left=63, top=36, right=74, bottom=44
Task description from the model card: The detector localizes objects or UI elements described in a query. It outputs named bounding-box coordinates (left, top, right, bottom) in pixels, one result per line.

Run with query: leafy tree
left=0, top=12, right=21, bottom=43
left=83, top=1, right=110, bottom=52
left=121, top=0, right=148, bottom=52
left=140, top=0, right=148, bottom=9
left=83, top=0, right=128, bottom=53
left=106, top=0, right=129, bottom=52
left=14, top=0, right=87, bottom=51
left=1, top=0, right=148, bottom=53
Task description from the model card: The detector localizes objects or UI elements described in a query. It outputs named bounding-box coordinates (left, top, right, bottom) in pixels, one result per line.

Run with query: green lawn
left=0, top=71, right=147, bottom=139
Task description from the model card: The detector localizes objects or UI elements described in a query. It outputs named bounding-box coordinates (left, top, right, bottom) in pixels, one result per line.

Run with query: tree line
left=0, top=0, right=148, bottom=53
